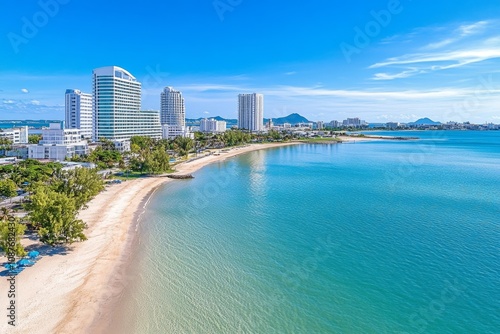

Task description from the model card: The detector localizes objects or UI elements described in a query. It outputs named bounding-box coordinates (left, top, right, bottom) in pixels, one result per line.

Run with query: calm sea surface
left=111, top=131, right=499, bottom=334
left=0, top=120, right=62, bottom=129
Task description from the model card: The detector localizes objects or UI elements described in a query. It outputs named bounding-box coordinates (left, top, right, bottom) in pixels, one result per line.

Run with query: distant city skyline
left=1, top=1, right=500, bottom=123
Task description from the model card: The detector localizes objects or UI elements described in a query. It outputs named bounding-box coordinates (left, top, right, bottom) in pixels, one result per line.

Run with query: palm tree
left=173, top=137, right=194, bottom=158
left=0, top=207, right=14, bottom=221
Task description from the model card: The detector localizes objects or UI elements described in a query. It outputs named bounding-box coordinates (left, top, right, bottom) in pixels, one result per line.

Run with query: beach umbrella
left=3, top=263, right=17, bottom=270
left=28, top=250, right=40, bottom=258
left=17, top=259, right=33, bottom=267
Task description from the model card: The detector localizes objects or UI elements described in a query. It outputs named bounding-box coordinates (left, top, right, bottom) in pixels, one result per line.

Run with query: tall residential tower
left=238, top=93, right=264, bottom=132
left=160, top=87, right=185, bottom=126
left=65, top=89, right=92, bottom=139
left=92, top=66, right=161, bottom=141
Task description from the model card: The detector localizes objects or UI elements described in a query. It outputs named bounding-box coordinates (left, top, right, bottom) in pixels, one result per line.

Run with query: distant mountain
left=186, top=113, right=310, bottom=127
left=408, top=118, right=441, bottom=125
left=265, top=113, right=310, bottom=125
left=211, top=116, right=234, bottom=122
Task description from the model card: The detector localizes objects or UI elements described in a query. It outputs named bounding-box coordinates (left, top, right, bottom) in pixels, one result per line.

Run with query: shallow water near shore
left=108, top=131, right=500, bottom=333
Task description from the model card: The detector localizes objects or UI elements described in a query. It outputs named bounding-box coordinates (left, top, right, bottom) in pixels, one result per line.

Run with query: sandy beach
left=0, top=142, right=300, bottom=334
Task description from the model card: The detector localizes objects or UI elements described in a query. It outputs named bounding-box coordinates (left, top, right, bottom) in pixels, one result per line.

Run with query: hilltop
left=408, top=118, right=441, bottom=125
left=186, top=113, right=311, bottom=127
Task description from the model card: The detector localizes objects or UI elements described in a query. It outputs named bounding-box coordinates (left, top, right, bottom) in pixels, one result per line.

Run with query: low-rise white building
left=386, top=122, right=400, bottom=129
left=28, top=123, right=88, bottom=161
left=112, top=139, right=131, bottom=152
left=28, top=144, right=87, bottom=161
left=199, top=118, right=227, bottom=133
left=342, top=118, right=368, bottom=127
left=40, top=124, right=83, bottom=145
left=5, top=146, right=29, bottom=159
left=60, top=161, right=97, bottom=170
left=162, top=125, right=194, bottom=140
left=0, top=126, right=29, bottom=144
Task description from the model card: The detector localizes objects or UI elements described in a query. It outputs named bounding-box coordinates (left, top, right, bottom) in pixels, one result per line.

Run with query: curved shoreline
left=0, top=142, right=301, bottom=334
left=85, top=178, right=164, bottom=334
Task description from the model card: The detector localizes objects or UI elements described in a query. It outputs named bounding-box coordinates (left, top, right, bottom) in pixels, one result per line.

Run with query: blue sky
left=1, top=0, right=500, bottom=123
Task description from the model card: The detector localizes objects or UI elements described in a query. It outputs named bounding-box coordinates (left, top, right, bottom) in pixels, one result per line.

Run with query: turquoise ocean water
left=0, top=120, right=62, bottom=129
left=111, top=131, right=499, bottom=334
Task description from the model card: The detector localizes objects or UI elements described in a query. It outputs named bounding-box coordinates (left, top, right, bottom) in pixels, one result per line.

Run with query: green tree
left=157, top=139, right=171, bottom=150
left=144, top=146, right=170, bottom=174
left=0, top=179, right=17, bottom=197
left=222, top=130, right=251, bottom=147
left=26, top=186, right=87, bottom=245
left=0, top=218, right=26, bottom=257
left=28, top=134, right=42, bottom=144
left=267, top=130, right=282, bottom=141
left=128, top=136, right=173, bottom=174
left=50, top=168, right=105, bottom=210
left=88, top=147, right=123, bottom=169
left=3, top=159, right=62, bottom=187
left=0, top=207, right=14, bottom=221
left=99, top=137, right=117, bottom=151
left=130, top=136, right=154, bottom=152
left=173, top=136, right=194, bottom=158
left=0, top=137, right=13, bottom=151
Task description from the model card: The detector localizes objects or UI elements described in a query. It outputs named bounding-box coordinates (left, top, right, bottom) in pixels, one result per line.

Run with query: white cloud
left=264, top=85, right=475, bottom=100
left=370, top=20, right=500, bottom=80
left=370, top=48, right=500, bottom=69
left=369, top=48, right=500, bottom=80
left=458, top=21, right=488, bottom=37
left=424, top=21, right=490, bottom=50
left=373, top=68, right=423, bottom=80
left=21, top=88, right=29, bottom=93
left=425, top=38, right=455, bottom=50
left=0, top=100, right=63, bottom=118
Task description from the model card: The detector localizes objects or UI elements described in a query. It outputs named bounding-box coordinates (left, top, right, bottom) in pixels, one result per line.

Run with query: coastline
left=0, top=142, right=300, bottom=334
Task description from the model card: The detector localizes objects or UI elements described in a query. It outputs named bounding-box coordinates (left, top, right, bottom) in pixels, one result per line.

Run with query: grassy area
left=109, top=171, right=145, bottom=180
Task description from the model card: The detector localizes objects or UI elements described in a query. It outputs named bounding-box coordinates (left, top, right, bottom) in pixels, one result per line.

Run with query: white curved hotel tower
left=160, top=86, right=185, bottom=127
left=92, top=66, right=161, bottom=141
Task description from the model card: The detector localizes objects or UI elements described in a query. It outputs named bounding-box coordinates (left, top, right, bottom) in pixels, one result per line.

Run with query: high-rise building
left=238, top=93, right=264, bottom=132
left=65, top=89, right=93, bottom=139
left=92, top=66, right=161, bottom=141
left=161, top=87, right=185, bottom=127
left=329, top=120, right=340, bottom=128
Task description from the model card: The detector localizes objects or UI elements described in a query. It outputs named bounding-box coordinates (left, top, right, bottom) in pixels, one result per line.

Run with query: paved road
left=0, top=194, right=27, bottom=206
